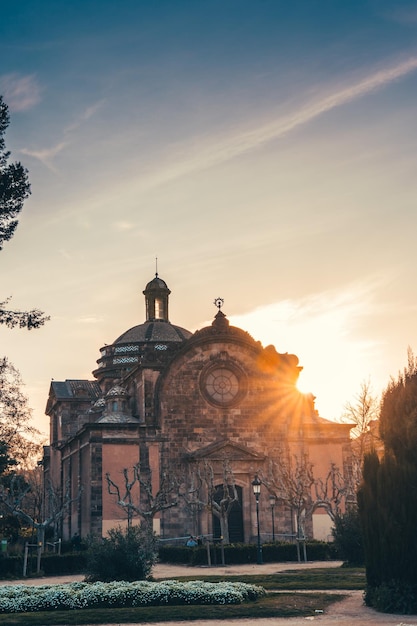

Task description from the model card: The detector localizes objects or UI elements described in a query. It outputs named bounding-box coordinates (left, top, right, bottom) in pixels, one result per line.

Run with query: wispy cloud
left=20, top=100, right=104, bottom=169
left=0, top=73, right=41, bottom=111
left=65, top=100, right=105, bottom=134
left=20, top=141, right=68, bottom=171
left=139, top=54, right=417, bottom=189
left=40, top=53, right=417, bottom=226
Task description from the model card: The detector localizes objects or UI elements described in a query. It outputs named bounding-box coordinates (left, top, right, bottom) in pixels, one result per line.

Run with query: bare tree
left=106, top=462, right=178, bottom=532
left=0, top=357, right=43, bottom=467
left=263, top=453, right=315, bottom=540
left=180, top=459, right=240, bottom=544
left=342, top=379, right=379, bottom=441
left=313, top=462, right=350, bottom=522
left=342, top=380, right=381, bottom=489
left=0, top=475, right=79, bottom=548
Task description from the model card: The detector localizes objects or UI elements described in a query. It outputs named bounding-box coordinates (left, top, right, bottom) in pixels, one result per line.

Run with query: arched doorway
left=212, top=485, right=244, bottom=543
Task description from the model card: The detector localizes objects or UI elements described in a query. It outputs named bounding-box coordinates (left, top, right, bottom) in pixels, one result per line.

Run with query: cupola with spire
left=93, top=272, right=192, bottom=382
left=143, top=273, right=171, bottom=321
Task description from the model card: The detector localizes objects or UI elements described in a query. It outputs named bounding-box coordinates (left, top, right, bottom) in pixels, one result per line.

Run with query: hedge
left=0, top=553, right=87, bottom=579
left=158, top=541, right=338, bottom=566
left=0, top=541, right=338, bottom=579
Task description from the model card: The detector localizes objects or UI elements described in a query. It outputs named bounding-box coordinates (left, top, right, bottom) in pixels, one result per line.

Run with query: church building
left=43, top=274, right=353, bottom=544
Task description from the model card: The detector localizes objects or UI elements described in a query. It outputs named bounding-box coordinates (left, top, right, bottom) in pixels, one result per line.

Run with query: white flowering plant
left=0, top=579, right=265, bottom=613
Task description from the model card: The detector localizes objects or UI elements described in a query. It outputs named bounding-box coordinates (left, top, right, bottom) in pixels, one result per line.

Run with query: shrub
left=365, top=581, right=417, bottom=614
left=332, top=509, right=364, bottom=566
left=84, top=525, right=157, bottom=582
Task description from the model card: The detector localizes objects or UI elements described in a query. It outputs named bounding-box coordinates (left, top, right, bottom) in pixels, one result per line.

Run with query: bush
left=365, top=581, right=417, bottom=614
left=332, top=509, right=364, bottom=566
left=158, top=541, right=337, bottom=566
left=84, top=525, right=157, bottom=582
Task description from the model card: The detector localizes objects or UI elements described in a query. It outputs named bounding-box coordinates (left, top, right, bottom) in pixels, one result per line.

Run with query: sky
left=2, top=0, right=417, bottom=436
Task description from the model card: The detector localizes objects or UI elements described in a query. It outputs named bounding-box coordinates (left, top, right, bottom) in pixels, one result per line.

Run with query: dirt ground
left=2, top=560, right=417, bottom=625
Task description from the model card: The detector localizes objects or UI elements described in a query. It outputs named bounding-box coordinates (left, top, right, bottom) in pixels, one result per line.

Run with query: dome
left=93, top=273, right=191, bottom=381
left=115, top=320, right=191, bottom=344
left=144, top=275, right=170, bottom=292
left=97, top=382, right=139, bottom=424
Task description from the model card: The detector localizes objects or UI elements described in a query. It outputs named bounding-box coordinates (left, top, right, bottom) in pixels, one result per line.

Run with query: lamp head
left=252, top=475, right=261, bottom=496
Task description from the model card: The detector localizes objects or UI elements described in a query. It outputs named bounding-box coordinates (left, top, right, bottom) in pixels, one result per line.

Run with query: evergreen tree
left=358, top=351, right=417, bottom=613
left=0, top=95, right=30, bottom=249
left=0, top=95, right=48, bottom=329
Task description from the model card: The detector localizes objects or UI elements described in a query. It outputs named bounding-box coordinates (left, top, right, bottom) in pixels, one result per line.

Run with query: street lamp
left=269, top=494, right=276, bottom=542
left=252, top=475, right=263, bottom=565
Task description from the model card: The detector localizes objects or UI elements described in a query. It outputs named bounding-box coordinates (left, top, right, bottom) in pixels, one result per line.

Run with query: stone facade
left=43, top=275, right=353, bottom=543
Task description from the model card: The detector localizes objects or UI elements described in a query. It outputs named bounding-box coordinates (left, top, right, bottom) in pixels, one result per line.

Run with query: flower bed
left=0, top=580, right=265, bottom=613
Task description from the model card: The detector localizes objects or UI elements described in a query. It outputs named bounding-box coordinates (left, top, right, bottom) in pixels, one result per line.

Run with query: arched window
left=154, top=297, right=163, bottom=319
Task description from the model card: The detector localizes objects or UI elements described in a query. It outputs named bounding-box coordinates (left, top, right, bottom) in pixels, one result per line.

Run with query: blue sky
left=2, top=0, right=417, bottom=433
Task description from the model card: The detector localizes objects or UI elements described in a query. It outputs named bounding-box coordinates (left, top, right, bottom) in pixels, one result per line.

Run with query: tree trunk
left=219, top=514, right=229, bottom=544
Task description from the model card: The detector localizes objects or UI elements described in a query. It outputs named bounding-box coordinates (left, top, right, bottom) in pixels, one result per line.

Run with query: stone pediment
left=187, top=439, right=264, bottom=462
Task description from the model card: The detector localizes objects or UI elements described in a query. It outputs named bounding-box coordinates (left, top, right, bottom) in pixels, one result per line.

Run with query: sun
left=229, top=287, right=379, bottom=421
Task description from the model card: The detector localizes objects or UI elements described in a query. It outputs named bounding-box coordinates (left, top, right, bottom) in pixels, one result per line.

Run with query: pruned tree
left=0, top=95, right=48, bottom=330
left=106, top=462, right=178, bottom=533
left=265, top=452, right=353, bottom=534
left=179, top=459, right=240, bottom=544
left=313, top=462, right=350, bottom=522
left=0, top=475, right=78, bottom=548
left=263, top=453, right=315, bottom=540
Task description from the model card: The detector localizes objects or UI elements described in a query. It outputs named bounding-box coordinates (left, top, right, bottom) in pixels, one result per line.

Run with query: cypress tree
left=359, top=353, right=417, bottom=613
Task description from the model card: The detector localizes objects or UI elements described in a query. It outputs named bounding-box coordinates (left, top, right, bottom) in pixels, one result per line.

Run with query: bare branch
left=179, top=459, right=240, bottom=544
left=106, top=462, right=178, bottom=530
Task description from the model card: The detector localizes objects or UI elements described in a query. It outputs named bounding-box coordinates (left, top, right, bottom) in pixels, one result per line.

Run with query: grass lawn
left=0, top=566, right=363, bottom=626
left=162, top=566, right=366, bottom=590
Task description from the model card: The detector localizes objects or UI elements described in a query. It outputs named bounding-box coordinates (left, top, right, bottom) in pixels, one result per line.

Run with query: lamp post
left=252, top=475, right=263, bottom=565
left=269, top=494, right=276, bottom=542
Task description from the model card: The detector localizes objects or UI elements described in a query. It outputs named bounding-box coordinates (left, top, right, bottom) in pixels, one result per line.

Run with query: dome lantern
left=143, top=273, right=171, bottom=322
